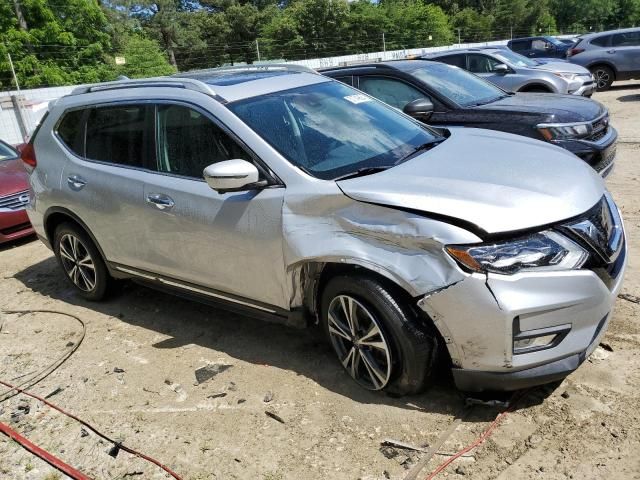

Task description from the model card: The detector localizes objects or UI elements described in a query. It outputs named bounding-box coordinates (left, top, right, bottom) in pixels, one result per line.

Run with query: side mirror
left=403, top=97, right=434, bottom=121
left=494, top=63, right=509, bottom=75
left=203, top=159, right=260, bottom=193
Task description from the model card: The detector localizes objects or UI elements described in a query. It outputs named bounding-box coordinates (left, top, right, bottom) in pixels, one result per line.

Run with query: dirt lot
left=1, top=83, right=639, bottom=480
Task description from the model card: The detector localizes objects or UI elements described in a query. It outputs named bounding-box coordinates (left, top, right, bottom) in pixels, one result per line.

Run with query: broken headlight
left=445, top=231, right=588, bottom=275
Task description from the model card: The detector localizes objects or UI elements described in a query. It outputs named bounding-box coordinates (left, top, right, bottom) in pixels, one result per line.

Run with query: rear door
left=58, top=104, right=151, bottom=268
left=137, top=102, right=287, bottom=308
left=610, top=30, right=640, bottom=75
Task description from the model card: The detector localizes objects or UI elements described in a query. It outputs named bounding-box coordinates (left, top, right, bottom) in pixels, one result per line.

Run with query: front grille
left=560, top=195, right=625, bottom=289
left=586, top=114, right=609, bottom=142
left=0, top=190, right=30, bottom=211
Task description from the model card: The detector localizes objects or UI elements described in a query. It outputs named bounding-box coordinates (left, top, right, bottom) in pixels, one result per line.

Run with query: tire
left=53, top=222, right=112, bottom=301
left=320, top=275, right=439, bottom=395
left=591, top=65, right=615, bottom=91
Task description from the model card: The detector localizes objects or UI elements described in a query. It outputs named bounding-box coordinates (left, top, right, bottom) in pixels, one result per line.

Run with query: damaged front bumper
left=419, top=242, right=627, bottom=392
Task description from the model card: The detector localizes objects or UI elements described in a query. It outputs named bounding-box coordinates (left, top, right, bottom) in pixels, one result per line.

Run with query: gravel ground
left=0, top=82, right=639, bottom=480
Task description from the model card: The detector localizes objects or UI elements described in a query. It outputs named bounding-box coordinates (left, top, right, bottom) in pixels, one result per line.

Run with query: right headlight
left=445, top=230, right=588, bottom=275
left=537, top=122, right=592, bottom=140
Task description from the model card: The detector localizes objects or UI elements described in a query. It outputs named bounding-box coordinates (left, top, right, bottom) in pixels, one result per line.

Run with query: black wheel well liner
left=518, top=83, right=553, bottom=92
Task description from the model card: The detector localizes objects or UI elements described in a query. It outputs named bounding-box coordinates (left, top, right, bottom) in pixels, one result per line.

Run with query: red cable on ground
left=424, top=409, right=509, bottom=479
left=0, top=420, right=92, bottom=480
left=424, top=391, right=528, bottom=479
left=0, top=379, right=183, bottom=480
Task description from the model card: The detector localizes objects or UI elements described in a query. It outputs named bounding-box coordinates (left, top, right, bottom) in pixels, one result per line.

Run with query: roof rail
left=70, top=77, right=217, bottom=97
left=180, top=63, right=317, bottom=75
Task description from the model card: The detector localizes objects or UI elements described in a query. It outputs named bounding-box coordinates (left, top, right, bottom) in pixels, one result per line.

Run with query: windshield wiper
left=334, top=166, right=391, bottom=181
left=395, top=140, right=444, bottom=164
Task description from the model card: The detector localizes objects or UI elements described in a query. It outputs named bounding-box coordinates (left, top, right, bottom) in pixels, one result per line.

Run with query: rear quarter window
left=56, top=109, right=85, bottom=157
left=590, top=35, right=610, bottom=47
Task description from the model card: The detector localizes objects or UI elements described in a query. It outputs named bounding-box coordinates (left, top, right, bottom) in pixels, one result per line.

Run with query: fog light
left=513, top=334, right=558, bottom=353
left=512, top=318, right=571, bottom=354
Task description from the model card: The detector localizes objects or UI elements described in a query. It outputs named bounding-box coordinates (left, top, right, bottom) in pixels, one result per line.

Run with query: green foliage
left=0, top=0, right=639, bottom=89
left=116, top=35, right=177, bottom=78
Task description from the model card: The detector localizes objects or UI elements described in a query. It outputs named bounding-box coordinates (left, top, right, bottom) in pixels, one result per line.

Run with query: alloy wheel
left=327, top=295, right=392, bottom=390
left=594, top=69, right=611, bottom=90
left=59, top=233, right=97, bottom=292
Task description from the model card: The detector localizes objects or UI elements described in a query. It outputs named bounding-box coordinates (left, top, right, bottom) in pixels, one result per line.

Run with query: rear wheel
left=591, top=65, right=614, bottom=91
left=320, top=275, right=439, bottom=395
left=53, top=223, right=111, bottom=301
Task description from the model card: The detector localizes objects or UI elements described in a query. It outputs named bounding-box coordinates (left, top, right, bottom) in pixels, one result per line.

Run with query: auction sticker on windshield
left=344, top=94, right=371, bottom=104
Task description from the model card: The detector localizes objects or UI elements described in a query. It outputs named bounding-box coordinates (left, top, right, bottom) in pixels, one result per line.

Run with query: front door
left=137, top=102, right=288, bottom=309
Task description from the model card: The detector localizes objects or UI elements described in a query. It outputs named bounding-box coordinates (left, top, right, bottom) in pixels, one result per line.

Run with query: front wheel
left=53, top=223, right=112, bottom=301
left=320, top=275, right=439, bottom=395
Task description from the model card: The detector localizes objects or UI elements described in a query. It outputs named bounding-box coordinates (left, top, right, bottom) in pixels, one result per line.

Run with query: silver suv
left=426, top=47, right=595, bottom=96
left=568, top=28, right=640, bottom=91
left=24, top=66, right=626, bottom=394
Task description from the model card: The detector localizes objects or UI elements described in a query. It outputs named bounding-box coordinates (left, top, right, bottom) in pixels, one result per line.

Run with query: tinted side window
left=612, top=31, right=640, bottom=47
left=57, top=109, right=85, bottom=156
left=333, top=76, right=353, bottom=86
left=358, top=76, right=424, bottom=110
left=436, top=54, right=466, bottom=69
left=156, top=104, right=250, bottom=178
left=86, top=106, right=147, bottom=167
left=467, top=54, right=501, bottom=73
left=510, top=40, right=530, bottom=52
left=591, top=35, right=610, bottom=47
left=531, top=39, right=548, bottom=51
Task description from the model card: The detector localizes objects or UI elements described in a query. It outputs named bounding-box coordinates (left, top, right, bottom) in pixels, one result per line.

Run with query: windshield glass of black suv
left=228, top=81, right=441, bottom=180
left=412, top=63, right=507, bottom=106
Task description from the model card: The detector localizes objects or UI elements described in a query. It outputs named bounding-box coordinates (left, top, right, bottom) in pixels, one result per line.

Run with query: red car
left=0, top=139, right=34, bottom=244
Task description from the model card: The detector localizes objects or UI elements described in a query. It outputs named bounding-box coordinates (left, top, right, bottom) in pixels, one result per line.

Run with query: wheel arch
left=518, top=82, right=554, bottom=93
left=587, top=61, right=618, bottom=76
left=43, top=207, right=110, bottom=270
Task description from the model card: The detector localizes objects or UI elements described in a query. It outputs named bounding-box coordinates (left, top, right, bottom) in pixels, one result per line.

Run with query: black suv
left=321, top=60, right=617, bottom=176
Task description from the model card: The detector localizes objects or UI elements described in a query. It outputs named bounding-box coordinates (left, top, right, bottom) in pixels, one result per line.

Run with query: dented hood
left=337, top=128, right=605, bottom=235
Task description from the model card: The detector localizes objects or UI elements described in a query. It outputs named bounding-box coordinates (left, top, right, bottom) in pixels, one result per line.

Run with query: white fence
left=0, top=38, right=516, bottom=145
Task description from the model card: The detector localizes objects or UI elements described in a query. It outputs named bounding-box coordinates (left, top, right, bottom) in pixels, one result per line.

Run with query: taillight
left=568, top=48, right=584, bottom=57
left=18, top=143, right=37, bottom=169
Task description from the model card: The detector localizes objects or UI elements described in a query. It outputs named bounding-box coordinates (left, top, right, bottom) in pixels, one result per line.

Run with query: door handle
left=607, top=49, right=616, bottom=54
left=146, top=193, right=175, bottom=210
left=67, top=175, right=86, bottom=190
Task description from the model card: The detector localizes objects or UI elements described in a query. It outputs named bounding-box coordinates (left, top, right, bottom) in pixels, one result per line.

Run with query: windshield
left=412, top=63, right=506, bottom=106
left=0, top=141, right=18, bottom=161
left=228, top=81, right=441, bottom=180
left=493, top=50, right=539, bottom=68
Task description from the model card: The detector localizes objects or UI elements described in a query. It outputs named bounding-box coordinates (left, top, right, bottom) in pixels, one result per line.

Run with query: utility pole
left=510, top=26, right=513, bottom=40
left=457, top=28, right=461, bottom=46
left=256, top=39, right=261, bottom=62
left=382, top=32, right=386, bottom=52
left=7, top=52, right=20, bottom=94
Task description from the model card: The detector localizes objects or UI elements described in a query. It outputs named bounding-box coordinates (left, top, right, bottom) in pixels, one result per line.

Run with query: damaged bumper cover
left=419, top=241, right=627, bottom=392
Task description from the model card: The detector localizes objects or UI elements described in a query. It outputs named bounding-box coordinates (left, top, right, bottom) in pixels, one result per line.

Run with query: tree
left=0, top=0, right=114, bottom=88
left=115, top=35, right=176, bottom=77
left=452, top=7, right=494, bottom=42
left=383, top=1, right=452, bottom=50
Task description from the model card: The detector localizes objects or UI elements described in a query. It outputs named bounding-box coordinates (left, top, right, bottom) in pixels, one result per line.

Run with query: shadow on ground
left=10, top=255, right=556, bottom=420
left=617, top=93, right=640, bottom=102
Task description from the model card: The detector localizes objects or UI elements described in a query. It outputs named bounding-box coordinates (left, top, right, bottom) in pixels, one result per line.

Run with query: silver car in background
left=426, top=47, right=596, bottom=96
left=568, top=27, right=640, bottom=91
left=23, top=66, right=625, bottom=394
